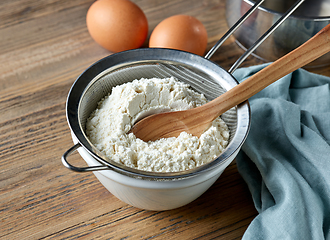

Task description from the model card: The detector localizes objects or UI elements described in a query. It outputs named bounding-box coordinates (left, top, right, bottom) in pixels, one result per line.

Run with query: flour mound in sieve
left=85, top=77, right=229, bottom=173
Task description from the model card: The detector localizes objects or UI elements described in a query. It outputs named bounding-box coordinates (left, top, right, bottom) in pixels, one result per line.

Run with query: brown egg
left=86, top=0, right=148, bottom=53
left=149, top=15, right=208, bottom=56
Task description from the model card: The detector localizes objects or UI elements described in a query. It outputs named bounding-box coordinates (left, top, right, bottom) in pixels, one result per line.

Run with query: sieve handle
left=205, top=0, right=305, bottom=73
left=228, top=0, right=305, bottom=73
left=62, top=143, right=110, bottom=172
left=204, top=0, right=265, bottom=60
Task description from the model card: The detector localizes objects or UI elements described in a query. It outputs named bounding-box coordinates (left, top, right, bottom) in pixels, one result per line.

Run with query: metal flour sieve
left=62, top=0, right=304, bottom=180
left=64, top=49, right=250, bottom=179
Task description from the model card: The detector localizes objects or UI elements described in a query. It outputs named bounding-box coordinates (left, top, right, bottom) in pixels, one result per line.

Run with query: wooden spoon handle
left=205, top=23, right=330, bottom=119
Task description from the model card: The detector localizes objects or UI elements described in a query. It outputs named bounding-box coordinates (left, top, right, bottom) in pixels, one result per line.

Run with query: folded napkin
left=233, top=64, right=330, bottom=240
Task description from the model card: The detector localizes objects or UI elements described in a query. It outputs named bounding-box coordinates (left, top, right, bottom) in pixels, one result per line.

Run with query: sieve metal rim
left=65, top=48, right=250, bottom=180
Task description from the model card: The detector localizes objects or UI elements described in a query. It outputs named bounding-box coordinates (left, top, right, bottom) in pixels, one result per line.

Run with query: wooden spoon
left=130, top=24, right=330, bottom=142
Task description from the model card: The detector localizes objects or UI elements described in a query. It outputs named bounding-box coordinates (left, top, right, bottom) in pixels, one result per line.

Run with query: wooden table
left=1, top=0, right=329, bottom=239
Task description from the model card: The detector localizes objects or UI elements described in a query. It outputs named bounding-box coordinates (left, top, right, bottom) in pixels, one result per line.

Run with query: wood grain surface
left=1, top=0, right=329, bottom=239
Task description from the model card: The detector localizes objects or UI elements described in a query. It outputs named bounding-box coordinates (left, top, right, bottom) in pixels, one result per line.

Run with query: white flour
left=86, top=77, right=229, bottom=173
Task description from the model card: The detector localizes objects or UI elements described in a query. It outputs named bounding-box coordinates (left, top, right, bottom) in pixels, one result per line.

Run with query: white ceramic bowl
left=72, top=134, right=238, bottom=210
left=62, top=49, right=250, bottom=211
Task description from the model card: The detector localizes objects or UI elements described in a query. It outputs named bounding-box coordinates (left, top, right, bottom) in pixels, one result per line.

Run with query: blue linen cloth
left=233, top=63, right=330, bottom=240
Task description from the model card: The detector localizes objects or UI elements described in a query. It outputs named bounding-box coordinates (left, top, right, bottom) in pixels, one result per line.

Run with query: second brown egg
left=149, top=15, right=208, bottom=56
